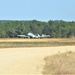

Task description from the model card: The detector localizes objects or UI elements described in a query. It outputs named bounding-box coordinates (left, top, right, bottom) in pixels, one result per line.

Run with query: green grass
left=43, top=51, right=75, bottom=75
left=0, top=42, right=75, bottom=48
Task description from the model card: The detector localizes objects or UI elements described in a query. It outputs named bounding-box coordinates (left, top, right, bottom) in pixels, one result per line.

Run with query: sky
left=0, top=0, right=75, bottom=21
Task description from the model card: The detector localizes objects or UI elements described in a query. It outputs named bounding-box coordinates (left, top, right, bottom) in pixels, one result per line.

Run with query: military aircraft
left=41, top=34, right=50, bottom=38
left=27, top=32, right=40, bottom=38
left=17, top=32, right=50, bottom=38
left=17, top=35, right=29, bottom=38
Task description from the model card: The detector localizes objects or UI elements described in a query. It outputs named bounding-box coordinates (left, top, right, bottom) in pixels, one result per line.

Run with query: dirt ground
left=0, top=46, right=75, bottom=75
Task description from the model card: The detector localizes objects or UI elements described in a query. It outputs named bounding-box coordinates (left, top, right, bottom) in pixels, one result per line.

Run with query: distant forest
left=0, top=20, right=75, bottom=38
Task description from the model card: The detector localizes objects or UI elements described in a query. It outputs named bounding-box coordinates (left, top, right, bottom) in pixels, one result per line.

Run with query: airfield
left=0, top=38, right=75, bottom=42
left=0, top=38, right=75, bottom=74
left=0, top=38, right=75, bottom=48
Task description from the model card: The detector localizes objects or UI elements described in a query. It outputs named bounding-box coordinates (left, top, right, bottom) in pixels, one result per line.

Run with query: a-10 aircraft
left=17, top=32, right=50, bottom=38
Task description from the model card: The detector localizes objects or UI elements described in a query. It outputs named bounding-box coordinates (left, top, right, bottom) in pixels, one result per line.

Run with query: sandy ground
left=0, top=46, right=75, bottom=75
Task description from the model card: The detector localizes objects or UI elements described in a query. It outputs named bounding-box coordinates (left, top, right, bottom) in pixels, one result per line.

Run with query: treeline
left=0, top=20, right=75, bottom=38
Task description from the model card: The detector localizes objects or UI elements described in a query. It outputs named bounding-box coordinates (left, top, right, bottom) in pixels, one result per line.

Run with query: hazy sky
left=0, top=0, right=75, bottom=21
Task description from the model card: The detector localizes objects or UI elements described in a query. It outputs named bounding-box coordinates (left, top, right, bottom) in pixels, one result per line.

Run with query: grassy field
left=43, top=51, right=75, bottom=75
left=0, top=40, right=75, bottom=74
left=0, top=38, right=75, bottom=48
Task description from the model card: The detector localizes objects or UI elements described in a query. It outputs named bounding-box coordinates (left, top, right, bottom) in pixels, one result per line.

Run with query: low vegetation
left=0, top=38, right=75, bottom=48
left=43, top=51, right=75, bottom=75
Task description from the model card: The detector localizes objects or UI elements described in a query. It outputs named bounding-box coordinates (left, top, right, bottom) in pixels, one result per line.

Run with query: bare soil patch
left=0, top=46, right=75, bottom=75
